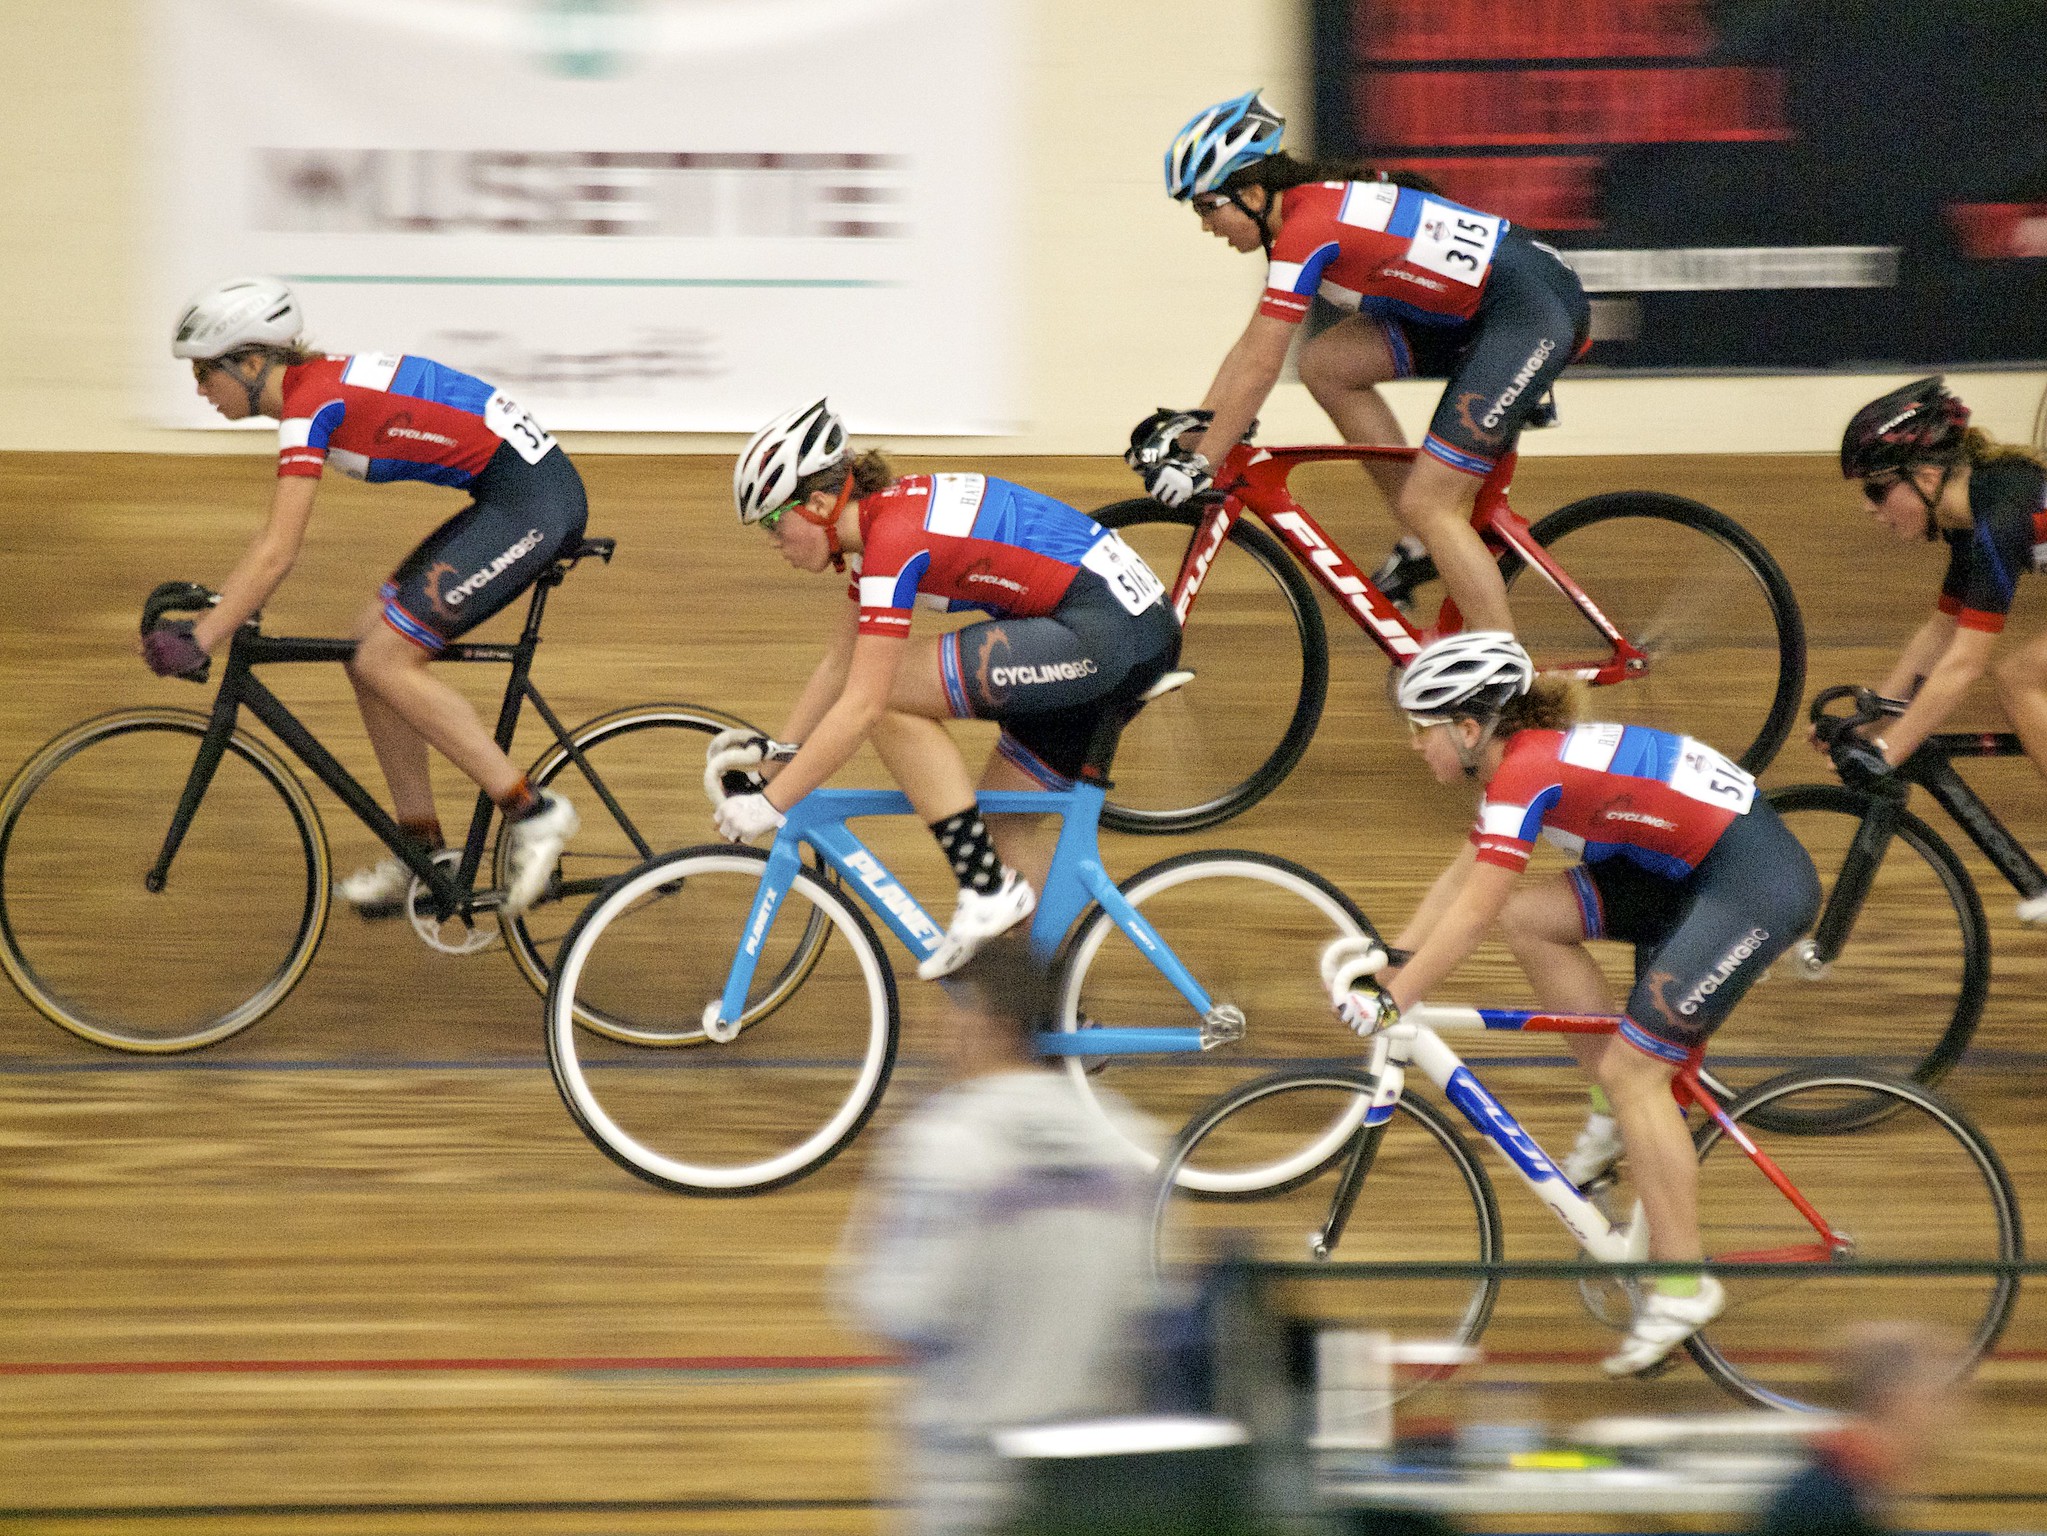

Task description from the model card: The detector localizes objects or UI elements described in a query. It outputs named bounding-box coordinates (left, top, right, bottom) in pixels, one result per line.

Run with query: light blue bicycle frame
left=713, top=782, right=1214, bottom=1057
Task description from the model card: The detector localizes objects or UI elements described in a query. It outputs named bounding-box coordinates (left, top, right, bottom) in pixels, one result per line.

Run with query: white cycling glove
left=714, top=791, right=786, bottom=844
left=1335, top=989, right=1398, bottom=1037
left=1145, top=452, right=1211, bottom=508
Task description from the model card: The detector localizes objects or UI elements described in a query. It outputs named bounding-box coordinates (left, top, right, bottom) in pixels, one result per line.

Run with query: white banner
left=146, top=0, right=1017, bottom=433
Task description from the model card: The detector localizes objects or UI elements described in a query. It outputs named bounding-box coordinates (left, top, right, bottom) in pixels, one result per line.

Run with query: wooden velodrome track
left=2, top=449, right=2043, bottom=1534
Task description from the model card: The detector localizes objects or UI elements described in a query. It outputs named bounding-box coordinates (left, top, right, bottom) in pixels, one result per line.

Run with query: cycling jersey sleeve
left=853, top=488, right=928, bottom=638
left=277, top=376, right=345, bottom=479
left=1470, top=734, right=1563, bottom=871
left=1937, top=530, right=1970, bottom=618
left=1949, top=460, right=2047, bottom=632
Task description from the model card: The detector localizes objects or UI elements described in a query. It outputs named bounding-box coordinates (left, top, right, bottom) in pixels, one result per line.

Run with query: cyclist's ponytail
left=791, top=448, right=896, bottom=505
left=1221, top=150, right=1442, bottom=198
left=1493, top=675, right=1583, bottom=737
left=1959, top=426, right=2047, bottom=473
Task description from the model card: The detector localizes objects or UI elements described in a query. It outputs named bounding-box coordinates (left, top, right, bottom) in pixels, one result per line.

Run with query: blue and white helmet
left=1164, top=89, right=1286, bottom=201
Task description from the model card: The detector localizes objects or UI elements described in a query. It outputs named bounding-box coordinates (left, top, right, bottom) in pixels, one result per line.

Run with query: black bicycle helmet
left=1840, top=377, right=1971, bottom=480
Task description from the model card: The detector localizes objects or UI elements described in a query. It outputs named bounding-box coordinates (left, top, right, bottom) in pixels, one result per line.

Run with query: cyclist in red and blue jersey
left=1836, top=378, right=2047, bottom=925
left=150, top=277, right=585, bottom=916
left=1135, top=90, right=1590, bottom=635
left=1332, top=633, right=1819, bottom=1376
left=715, top=400, right=1180, bottom=980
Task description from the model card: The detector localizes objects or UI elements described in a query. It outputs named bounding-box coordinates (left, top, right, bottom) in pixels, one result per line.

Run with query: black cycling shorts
left=938, top=566, right=1181, bottom=787
left=382, top=442, right=589, bottom=652
left=1566, top=799, right=1822, bottom=1063
left=1381, top=234, right=1590, bottom=479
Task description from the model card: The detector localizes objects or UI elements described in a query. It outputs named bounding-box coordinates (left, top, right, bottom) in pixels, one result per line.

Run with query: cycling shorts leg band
left=380, top=581, right=447, bottom=654
left=1618, top=1015, right=1693, bottom=1064
left=1566, top=864, right=1606, bottom=941
left=996, top=730, right=1075, bottom=791
left=938, top=632, right=974, bottom=719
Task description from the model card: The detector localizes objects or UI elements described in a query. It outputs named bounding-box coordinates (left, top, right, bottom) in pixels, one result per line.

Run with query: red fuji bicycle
left=1095, top=440, right=1806, bottom=833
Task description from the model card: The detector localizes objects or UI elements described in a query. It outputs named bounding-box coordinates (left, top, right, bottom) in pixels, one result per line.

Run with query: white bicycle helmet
left=1164, top=89, right=1286, bottom=201
left=1397, top=631, right=1535, bottom=722
left=733, top=399, right=848, bottom=526
left=172, top=277, right=304, bottom=361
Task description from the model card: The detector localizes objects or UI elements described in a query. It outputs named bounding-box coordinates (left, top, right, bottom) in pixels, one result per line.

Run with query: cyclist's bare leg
left=1398, top=455, right=1515, bottom=632
left=867, top=709, right=975, bottom=822
left=976, top=751, right=1055, bottom=894
left=1596, top=1040, right=1702, bottom=1264
left=1297, top=315, right=1410, bottom=507
left=1498, top=873, right=1614, bottom=1078
left=346, top=617, right=524, bottom=803
left=1991, top=627, right=2047, bottom=781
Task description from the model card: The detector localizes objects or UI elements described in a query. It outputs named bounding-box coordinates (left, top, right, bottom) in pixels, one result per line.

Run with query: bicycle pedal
left=1629, top=1351, right=1685, bottom=1382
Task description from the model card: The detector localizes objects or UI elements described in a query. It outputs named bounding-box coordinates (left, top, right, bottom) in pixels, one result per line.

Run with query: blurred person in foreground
left=835, top=937, right=1161, bottom=1536
left=1753, top=1321, right=1970, bottom=1536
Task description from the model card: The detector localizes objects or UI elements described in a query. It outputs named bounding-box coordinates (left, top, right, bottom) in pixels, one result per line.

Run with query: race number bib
left=1669, top=738, right=1757, bottom=815
left=1406, top=198, right=1502, bottom=287
left=485, top=391, right=558, bottom=465
left=1083, top=533, right=1166, bottom=616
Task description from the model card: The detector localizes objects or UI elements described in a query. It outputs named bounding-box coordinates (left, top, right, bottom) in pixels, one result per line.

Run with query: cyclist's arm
left=1190, top=312, right=1294, bottom=467
left=763, top=627, right=905, bottom=810
left=1874, top=623, right=1996, bottom=764
left=1878, top=611, right=1958, bottom=701
left=770, top=601, right=860, bottom=763
left=1385, top=855, right=1518, bottom=1013
left=1392, top=843, right=1479, bottom=953
left=189, top=475, right=319, bottom=652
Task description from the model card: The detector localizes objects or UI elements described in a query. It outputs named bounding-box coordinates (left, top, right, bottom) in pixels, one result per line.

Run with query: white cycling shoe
left=918, top=870, right=1036, bottom=981
left=1561, top=1113, right=1625, bottom=1188
left=1601, top=1275, right=1726, bottom=1377
left=2016, top=892, right=2047, bottom=927
left=501, top=792, right=579, bottom=916
left=337, top=857, right=414, bottom=919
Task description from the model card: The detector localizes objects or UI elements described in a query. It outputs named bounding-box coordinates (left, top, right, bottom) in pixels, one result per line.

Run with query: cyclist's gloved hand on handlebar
left=1336, top=988, right=1398, bottom=1037
left=1831, top=734, right=1900, bottom=794
left=714, top=792, right=785, bottom=844
left=704, top=730, right=799, bottom=808
left=1124, top=407, right=1211, bottom=471
left=141, top=621, right=210, bottom=681
left=1145, top=451, right=1212, bottom=508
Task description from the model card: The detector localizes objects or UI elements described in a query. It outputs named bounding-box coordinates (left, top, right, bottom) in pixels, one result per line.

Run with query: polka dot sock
left=930, top=809, right=1003, bottom=895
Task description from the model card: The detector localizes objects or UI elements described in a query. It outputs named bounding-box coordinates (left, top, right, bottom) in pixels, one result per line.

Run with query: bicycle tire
left=1054, top=850, right=1376, bottom=1191
left=545, top=844, right=899, bottom=1195
left=0, top=709, right=330, bottom=1051
left=1703, top=784, right=1988, bottom=1132
left=1089, top=496, right=1330, bottom=834
left=499, top=703, right=831, bottom=1043
left=1152, top=1067, right=1501, bottom=1406
left=1505, top=493, right=1807, bottom=773
left=1685, top=1066, right=2021, bottom=1412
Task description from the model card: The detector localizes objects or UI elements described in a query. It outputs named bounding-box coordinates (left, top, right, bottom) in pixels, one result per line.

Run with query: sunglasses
left=758, top=502, right=796, bottom=533
left=1404, top=715, right=1447, bottom=740
left=1862, top=475, right=1903, bottom=502
left=1190, top=193, right=1230, bottom=216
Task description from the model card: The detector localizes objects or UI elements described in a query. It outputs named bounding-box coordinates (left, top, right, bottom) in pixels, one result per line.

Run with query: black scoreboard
left=1309, top=0, right=2047, bottom=369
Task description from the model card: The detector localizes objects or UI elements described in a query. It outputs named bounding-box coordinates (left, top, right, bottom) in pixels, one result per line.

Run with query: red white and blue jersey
left=848, top=474, right=1122, bottom=638
left=1472, top=725, right=1757, bottom=881
left=276, top=354, right=554, bottom=487
left=1260, top=181, right=1506, bottom=330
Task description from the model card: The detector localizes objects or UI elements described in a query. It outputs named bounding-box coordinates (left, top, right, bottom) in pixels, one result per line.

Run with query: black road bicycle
left=0, top=538, right=759, bottom=1052
left=1740, top=685, right=2045, bottom=1126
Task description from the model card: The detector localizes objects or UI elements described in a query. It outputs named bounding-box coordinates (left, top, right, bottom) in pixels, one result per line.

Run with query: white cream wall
left=2, top=0, right=2041, bottom=457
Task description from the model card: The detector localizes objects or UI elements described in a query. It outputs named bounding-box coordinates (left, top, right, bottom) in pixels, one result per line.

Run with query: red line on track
left=0, top=1354, right=897, bottom=1377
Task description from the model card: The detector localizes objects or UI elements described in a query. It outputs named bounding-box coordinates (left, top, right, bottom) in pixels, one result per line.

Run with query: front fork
left=145, top=678, right=245, bottom=893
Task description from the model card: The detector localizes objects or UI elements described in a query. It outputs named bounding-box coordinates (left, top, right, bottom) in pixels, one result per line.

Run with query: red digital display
left=1359, top=0, right=1711, bottom=61
left=1360, top=67, right=1786, bottom=150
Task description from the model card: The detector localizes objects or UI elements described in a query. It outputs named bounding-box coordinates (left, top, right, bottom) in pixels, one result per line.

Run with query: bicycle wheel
left=1153, top=1069, right=1501, bottom=1405
left=1054, top=851, right=1375, bottom=1191
left=1687, top=1068, right=2021, bottom=1412
left=1090, top=497, right=1329, bottom=833
left=546, top=845, right=899, bottom=1194
left=499, top=704, right=832, bottom=1044
left=0, top=709, right=329, bottom=1051
left=1505, top=493, right=1805, bottom=773
left=1706, top=785, right=1987, bottom=1130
